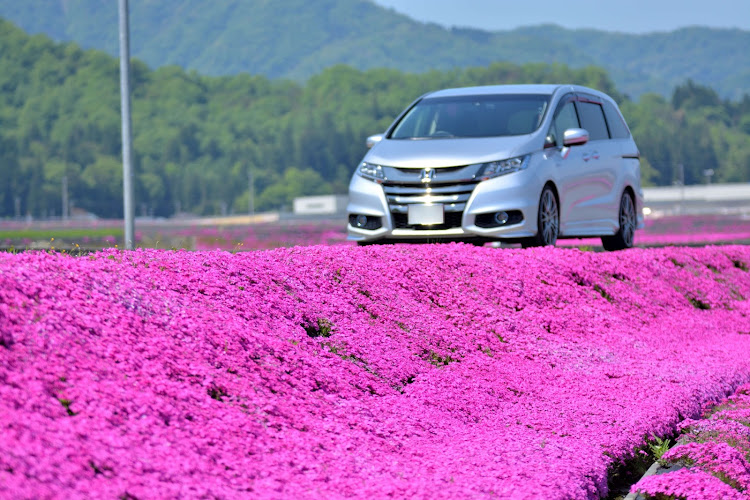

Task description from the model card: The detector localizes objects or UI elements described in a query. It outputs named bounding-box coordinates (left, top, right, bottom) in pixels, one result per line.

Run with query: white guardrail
left=643, top=183, right=750, bottom=216
left=643, top=183, right=750, bottom=203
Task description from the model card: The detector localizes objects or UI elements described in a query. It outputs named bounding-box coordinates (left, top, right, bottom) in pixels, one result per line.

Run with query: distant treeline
left=1, top=19, right=749, bottom=219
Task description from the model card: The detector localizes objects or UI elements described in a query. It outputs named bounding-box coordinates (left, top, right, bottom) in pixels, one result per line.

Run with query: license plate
left=408, top=204, right=444, bottom=225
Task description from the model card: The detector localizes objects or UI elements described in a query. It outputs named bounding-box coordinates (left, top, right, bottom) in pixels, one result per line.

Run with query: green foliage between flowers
left=649, top=436, right=672, bottom=465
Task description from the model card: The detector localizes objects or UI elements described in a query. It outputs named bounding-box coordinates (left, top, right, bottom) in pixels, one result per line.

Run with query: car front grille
left=380, top=164, right=482, bottom=230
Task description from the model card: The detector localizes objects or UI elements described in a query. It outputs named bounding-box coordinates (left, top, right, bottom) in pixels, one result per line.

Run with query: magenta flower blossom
left=1, top=244, right=750, bottom=498
left=632, top=383, right=750, bottom=498
left=633, top=468, right=746, bottom=500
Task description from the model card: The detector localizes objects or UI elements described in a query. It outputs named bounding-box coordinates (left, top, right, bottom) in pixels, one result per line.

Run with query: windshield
left=390, top=94, right=550, bottom=139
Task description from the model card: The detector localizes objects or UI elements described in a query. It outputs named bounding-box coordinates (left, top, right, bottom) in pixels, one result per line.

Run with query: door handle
left=583, top=151, right=599, bottom=162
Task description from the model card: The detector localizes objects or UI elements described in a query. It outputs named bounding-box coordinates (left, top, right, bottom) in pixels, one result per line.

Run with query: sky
left=372, top=0, right=750, bottom=33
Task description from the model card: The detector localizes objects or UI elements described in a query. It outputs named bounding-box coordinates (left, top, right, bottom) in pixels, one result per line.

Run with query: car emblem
left=420, top=168, right=436, bottom=183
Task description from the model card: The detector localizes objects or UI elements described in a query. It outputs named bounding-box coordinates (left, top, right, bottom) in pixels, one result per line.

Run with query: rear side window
left=602, top=100, right=631, bottom=139
left=576, top=101, right=609, bottom=141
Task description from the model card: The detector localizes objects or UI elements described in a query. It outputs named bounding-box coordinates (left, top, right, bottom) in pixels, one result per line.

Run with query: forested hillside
left=0, top=0, right=748, bottom=98
left=1, top=19, right=749, bottom=220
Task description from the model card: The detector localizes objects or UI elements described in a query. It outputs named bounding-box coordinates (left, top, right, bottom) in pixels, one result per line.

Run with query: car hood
left=364, top=135, right=536, bottom=169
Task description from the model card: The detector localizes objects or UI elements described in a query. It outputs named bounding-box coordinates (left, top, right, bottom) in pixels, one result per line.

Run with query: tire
left=602, top=192, right=636, bottom=251
left=522, top=186, right=559, bottom=248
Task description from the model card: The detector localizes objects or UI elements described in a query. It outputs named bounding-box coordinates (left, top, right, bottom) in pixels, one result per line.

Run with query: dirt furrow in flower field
left=1, top=245, right=749, bottom=499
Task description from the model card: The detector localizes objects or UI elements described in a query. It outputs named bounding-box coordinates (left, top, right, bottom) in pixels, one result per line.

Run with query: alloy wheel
left=540, top=188, right=559, bottom=246
left=619, top=194, right=636, bottom=248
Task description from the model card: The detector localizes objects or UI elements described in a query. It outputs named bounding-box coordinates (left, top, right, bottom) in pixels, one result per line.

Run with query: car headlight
left=357, top=162, right=385, bottom=183
left=477, top=155, right=530, bottom=180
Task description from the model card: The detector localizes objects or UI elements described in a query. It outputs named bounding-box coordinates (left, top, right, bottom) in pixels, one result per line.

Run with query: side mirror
left=366, top=134, right=384, bottom=149
left=563, top=128, right=589, bottom=147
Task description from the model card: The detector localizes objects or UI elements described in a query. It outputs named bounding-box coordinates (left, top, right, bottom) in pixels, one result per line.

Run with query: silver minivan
left=346, top=84, right=643, bottom=250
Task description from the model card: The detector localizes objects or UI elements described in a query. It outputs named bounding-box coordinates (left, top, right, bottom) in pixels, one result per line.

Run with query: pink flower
left=1, top=244, right=750, bottom=498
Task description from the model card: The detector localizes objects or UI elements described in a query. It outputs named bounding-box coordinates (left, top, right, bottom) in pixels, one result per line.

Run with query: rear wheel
left=522, top=186, right=558, bottom=248
left=602, top=192, right=636, bottom=251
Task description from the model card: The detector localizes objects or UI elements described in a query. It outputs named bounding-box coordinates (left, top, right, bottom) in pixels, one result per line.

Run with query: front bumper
left=346, top=169, right=541, bottom=243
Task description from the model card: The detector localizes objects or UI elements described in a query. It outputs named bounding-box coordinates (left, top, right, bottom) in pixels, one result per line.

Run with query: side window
left=550, top=99, right=579, bottom=146
left=576, top=101, right=610, bottom=141
left=602, top=100, right=631, bottom=139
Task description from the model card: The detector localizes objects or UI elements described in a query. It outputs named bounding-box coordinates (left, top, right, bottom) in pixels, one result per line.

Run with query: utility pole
left=119, top=0, right=135, bottom=249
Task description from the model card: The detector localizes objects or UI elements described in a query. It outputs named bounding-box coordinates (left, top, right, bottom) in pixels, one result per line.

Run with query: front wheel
left=602, top=192, right=636, bottom=251
left=522, top=186, right=559, bottom=248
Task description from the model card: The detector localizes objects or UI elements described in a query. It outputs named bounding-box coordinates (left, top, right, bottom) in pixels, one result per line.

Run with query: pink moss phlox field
left=190, top=221, right=351, bottom=251
left=2, top=245, right=750, bottom=499
left=558, top=214, right=750, bottom=248
left=173, top=214, right=750, bottom=251
left=632, top=383, right=750, bottom=499
left=631, top=468, right=747, bottom=500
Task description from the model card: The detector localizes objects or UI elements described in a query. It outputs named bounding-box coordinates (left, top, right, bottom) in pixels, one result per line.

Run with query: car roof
left=425, top=84, right=561, bottom=98
left=423, top=84, right=610, bottom=100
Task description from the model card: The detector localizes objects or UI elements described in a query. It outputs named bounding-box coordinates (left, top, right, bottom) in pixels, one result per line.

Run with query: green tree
left=1, top=16, right=749, bottom=220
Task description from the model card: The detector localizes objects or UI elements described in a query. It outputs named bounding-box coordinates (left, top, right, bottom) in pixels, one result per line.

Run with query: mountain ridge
left=0, top=0, right=747, bottom=98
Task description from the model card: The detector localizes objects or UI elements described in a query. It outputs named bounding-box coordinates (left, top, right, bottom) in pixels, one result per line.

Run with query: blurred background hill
left=0, top=0, right=748, bottom=221
left=0, top=0, right=748, bottom=99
